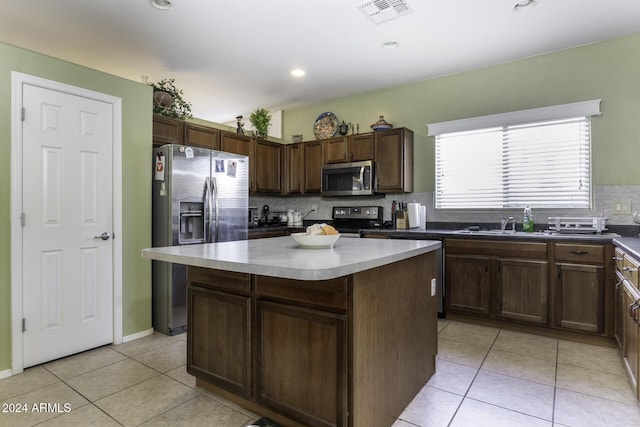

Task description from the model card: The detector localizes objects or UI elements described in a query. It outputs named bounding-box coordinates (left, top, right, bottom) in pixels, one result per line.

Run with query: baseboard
left=0, top=369, right=13, bottom=380
left=122, top=327, right=154, bottom=343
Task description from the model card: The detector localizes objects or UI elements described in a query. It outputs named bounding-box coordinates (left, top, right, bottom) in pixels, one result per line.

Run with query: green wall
left=283, top=33, right=640, bottom=191
left=0, top=43, right=152, bottom=371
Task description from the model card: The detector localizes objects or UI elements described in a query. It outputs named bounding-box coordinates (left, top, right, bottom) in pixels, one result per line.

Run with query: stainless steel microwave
left=321, top=160, right=376, bottom=196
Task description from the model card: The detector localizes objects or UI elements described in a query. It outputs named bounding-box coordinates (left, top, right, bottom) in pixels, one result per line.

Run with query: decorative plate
left=313, top=112, right=338, bottom=139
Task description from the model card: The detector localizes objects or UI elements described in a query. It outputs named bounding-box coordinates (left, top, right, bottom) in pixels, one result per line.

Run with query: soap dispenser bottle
left=523, top=205, right=534, bottom=232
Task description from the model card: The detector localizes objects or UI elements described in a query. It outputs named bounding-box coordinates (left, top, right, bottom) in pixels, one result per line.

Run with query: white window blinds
left=430, top=101, right=600, bottom=210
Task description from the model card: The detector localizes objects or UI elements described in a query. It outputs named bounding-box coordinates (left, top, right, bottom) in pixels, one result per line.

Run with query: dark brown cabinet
left=187, top=269, right=251, bottom=397
left=496, top=258, right=548, bottom=324
left=374, top=128, right=413, bottom=193
left=445, top=254, right=491, bottom=315
left=252, top=139, right=283, bottom=194
left=613, top=246, right=640, bottom=402
left=553, top=243, right=607, bottom=333
left=256, top=301, right=347, bottom=427
left=153, top=114, right=184, bottom=146
left=445, top=239, right=549, bottom=326
left=322, top=137, right=348, bottom=164
left=303, top=140, right=323, bottom=193
left=185, top=123, right=220, bottom=149
left=221, top=131, right=252, bottom=157
left=284, top=143, right=303, bottom=195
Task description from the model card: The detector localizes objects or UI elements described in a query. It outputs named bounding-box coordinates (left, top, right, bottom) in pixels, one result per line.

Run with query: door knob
left=94, top=232, right=111, bottom=240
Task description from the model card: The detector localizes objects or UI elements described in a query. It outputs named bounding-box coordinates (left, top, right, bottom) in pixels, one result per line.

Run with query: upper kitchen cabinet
left=374, top=128, right=413, bottom=193
left=304, top=140, right=324, bottom=194
left=285, top=143, right=304, bottom=195
left=221, top=131, right=252, bottom=157
left=153, top=114, right=184, bottom=146
left=323, top=134, right=374, bottom=164
left=185, top=123, right=220, bottom=150
left=252, top=139, right=283, bottom=194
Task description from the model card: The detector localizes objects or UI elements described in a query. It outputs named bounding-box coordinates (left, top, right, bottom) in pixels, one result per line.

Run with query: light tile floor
left=1, top=320, right=639, bottom=426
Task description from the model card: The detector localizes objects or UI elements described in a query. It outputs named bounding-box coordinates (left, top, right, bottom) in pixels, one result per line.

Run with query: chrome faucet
left=500, top=216, right=516, bottom=233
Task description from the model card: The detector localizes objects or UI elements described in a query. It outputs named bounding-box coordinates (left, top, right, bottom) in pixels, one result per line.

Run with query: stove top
left=332, top=206, right=383, bottom=232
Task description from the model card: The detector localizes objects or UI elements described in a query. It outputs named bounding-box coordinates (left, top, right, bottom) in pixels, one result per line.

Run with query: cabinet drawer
left=554, top=243, right=604, bottom=264
left=188, top=267, right=251, bottom=294
left=623, top=255, right=640, bottom=290
left=445, top=238, right=547, bottom=259
left=255, top=276, right=348, bottom=312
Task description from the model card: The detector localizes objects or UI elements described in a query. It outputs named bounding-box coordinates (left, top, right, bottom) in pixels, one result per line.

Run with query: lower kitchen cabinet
left=187, top=285, right=251, bottom=397
left=445, top=239, right=548, bottom=326
left=256, top=301, right=347, bottom=426
left=622, top=280, right=640, bottom=398
left=445, top=254, right=491, bottom=315
left=553, top=242, right=609, bottom=334
left=554, top=262, right=604, bottom=333
left=496, top=258, right=548, bottom=324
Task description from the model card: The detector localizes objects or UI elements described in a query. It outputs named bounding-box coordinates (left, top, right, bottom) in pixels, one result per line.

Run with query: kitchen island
left=143, top=236, right=441, bottom=427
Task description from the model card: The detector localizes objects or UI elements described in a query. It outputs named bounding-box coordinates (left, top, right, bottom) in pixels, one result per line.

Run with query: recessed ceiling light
left=513, top=0, right=537, bottom=12
left=291, top=68, right=306, bottom=77
left=149, top=0, right=173, bottom=10
left=382, top=41, right=399, bottom=49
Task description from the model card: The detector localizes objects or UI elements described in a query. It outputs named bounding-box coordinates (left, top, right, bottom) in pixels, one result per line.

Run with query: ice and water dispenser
left=178, top=202, right=205, bottom=243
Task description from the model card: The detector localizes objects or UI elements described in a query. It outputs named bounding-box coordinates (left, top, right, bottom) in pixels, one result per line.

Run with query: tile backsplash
left=250, top=185, right=640, bottom=227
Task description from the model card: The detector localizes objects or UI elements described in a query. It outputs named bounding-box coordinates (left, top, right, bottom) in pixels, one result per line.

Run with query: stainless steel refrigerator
left=152, top=144, right=248, bottom=335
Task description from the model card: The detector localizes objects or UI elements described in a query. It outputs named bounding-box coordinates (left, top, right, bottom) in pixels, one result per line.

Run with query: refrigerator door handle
left=205, top=176, right=213, bottom=243
left=212, top=177, right=219, bottom=242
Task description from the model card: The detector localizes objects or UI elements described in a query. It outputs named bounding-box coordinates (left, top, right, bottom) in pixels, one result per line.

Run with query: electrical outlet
left=431, top=278, right=437, bottom=297
left=613, top=199, right=632, bottom=215
left=311, top=204, right=317, bottom=212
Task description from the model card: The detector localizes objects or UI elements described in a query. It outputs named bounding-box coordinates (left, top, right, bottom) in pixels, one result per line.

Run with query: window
left=428, top=100, right=601, bottom=210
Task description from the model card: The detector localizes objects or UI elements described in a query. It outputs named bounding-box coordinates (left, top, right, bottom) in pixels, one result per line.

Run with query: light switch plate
left=614, top=199, right=631, bottom=215
left=431, top=278, right=436, bottom=297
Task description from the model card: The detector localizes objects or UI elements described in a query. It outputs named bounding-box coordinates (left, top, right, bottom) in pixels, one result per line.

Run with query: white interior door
left=21, top=83, right=114, bottom=368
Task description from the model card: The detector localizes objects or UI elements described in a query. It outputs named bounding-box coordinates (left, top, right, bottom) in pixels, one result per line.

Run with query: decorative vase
left=153, top=91, right=174, bottom=108
left=371, top=115, right=393, bottom=131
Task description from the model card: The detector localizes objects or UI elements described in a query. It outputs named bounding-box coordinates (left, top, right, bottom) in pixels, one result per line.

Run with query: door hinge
left=20, top=212, right=25, bottom=227
left=22, top=318, right=25, bottom=332
left=21, top=107, right=25, bottom=122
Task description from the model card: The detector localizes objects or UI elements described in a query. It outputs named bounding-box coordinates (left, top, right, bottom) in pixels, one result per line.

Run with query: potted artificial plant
left=149, top=78, right=192, bottom=119
left=249, top=108, right=272, bottom=138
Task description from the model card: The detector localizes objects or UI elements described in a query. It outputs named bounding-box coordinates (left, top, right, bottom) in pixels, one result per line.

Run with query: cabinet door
left=304, top=140, right=323, bottom=193
left=220, top=131, right=252, bottom=157
left=622, top=281, right=640, bottom=398
left=348, top=133, right=374, bottom=162
left=615, top=272, right=625, bottom=349
left=187, top=286, right=251, bottom=397
left=253, top=139, right=282, bottom=194
left=374, top=128, right=413, bottom=192
left=555, top=263, right=604, bottom=333
left=445, top=254, right=491, bottom=315
left=285, top=143, right=303, bottom=195
left=153, top=115, right=184, bottom=146
left=323, top=137, right=347, bottom=164
left=256, top=301, right=347, bottom=427
left=185, top=123, right=220, bottom=150
left=496, top=258, right=548, bottom=324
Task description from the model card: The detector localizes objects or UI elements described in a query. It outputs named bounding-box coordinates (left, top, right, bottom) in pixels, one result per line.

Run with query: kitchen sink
left=452, top=229, right=619, bottom=238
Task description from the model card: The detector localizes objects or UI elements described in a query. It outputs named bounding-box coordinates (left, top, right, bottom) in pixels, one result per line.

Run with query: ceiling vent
left=358, top=0, right=414, bottom=25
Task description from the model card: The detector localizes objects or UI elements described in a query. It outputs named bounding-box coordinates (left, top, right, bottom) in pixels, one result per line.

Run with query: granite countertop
left=613, top=236, right=640, bottom=258
left=142, top=236, right=441, bottom=281
left=362, top=228, right=621, bottom=242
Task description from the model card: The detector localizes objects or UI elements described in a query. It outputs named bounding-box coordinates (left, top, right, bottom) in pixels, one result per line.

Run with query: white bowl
left=290, top=232, right=340, bottom=249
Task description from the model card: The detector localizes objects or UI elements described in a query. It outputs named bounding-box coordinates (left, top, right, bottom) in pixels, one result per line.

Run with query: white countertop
left=142, top=236, right=441, bottom=281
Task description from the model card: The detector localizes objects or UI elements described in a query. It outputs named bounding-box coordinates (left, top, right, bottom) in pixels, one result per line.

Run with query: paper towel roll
left=419, top=205, right=426, bottom=229
left=407, top=202, right=420, bottom=229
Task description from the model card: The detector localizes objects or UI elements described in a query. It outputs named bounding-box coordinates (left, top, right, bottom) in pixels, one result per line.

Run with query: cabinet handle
left=569, top=250, right=588, bottom=255
left=623, top=266, right=638, bottom=272
left=629, top=301, right=640, bottom=321
left=613, top=256, right=623, bottom=261
left=616, top=279, right=624, bottom=289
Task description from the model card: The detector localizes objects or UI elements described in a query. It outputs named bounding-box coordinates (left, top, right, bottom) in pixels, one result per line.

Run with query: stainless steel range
left=332, top=206, right=383, bottom=236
